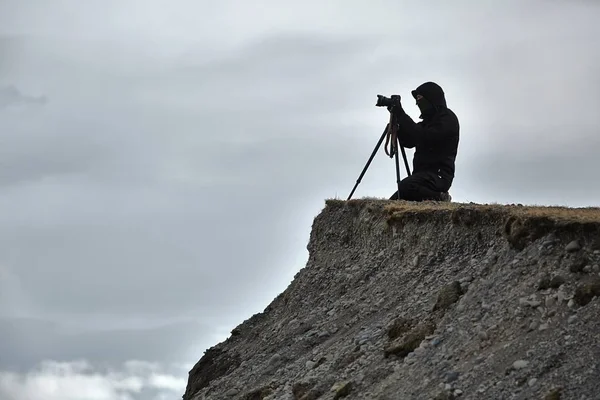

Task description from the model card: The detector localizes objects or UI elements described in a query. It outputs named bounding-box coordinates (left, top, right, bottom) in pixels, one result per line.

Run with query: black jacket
left=395, top=82, right=459, bottom=182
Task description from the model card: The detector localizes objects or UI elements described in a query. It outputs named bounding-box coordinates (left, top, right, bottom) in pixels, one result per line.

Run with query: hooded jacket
left=395, top=82, right=459, bottom=182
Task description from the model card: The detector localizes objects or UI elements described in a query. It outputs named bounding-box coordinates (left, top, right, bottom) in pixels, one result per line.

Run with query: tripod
left=347, top=123, right=411, bottom=201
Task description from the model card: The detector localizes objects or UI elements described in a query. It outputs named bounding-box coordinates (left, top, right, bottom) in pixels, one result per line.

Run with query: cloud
left=459, top=129, right=600, bottom=207
left=0, top=30, right=384, bottom=323
left=0, top=85, right=47, bottom=109
left=0, top=360, right=187, bottom=400
left=0, top=316, right=214, bottom=370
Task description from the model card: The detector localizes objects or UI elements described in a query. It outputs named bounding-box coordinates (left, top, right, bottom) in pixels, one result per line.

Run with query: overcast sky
left=1, top=1, right=599, bottom=399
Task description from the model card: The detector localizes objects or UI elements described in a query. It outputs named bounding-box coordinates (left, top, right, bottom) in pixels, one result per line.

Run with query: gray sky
left=1, top=0, right=599, bottom=398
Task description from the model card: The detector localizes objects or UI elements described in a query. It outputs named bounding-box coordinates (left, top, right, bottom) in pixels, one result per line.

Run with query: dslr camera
left=375, top=94, right=401, bottom=108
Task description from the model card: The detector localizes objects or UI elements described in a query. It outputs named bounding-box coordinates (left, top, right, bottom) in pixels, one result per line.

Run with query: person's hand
left=387, top=95, right=402, bottom=112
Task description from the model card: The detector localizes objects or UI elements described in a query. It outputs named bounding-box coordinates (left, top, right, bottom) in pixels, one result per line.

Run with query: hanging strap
left=384, top=111, right=398, bottom=158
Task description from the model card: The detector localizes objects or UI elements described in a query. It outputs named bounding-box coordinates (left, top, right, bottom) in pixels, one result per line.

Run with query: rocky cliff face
left=182, top=199, right=600, bottom=400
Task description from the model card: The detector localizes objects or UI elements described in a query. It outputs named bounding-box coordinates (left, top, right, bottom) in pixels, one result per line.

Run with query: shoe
left=440, top=192, right=452, bottom=202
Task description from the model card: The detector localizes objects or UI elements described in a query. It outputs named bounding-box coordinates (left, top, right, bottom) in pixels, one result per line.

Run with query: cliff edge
left=183, top=199, right=600, bottom=400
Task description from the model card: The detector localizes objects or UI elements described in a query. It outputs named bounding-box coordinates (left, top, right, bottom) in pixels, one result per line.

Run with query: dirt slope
left=182, top=199, right=600, bottom=400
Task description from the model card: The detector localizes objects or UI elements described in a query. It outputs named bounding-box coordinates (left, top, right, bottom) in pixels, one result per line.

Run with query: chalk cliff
left=183, top=199, right=600, bottom=400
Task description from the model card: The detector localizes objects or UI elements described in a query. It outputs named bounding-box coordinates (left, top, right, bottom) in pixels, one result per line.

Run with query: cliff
left=182, top=199, right=600, bottom=400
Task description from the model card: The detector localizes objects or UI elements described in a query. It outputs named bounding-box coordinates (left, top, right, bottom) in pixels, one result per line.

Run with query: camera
left=376, top=94, right=401, bottom=108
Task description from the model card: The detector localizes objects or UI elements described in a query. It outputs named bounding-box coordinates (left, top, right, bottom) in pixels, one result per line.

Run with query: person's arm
left=387, top=106, right=417, bottom=148
left=397, top=122, right=417, bottom=148
left=395, top=108, right=457, bottom=148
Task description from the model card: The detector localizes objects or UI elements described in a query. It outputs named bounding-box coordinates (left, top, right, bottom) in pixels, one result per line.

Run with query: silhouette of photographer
left=384, top=82, right=459, bottom=202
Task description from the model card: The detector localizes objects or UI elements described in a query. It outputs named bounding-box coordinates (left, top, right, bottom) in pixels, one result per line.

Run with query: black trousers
left=389, top=170, right=451, bottom=201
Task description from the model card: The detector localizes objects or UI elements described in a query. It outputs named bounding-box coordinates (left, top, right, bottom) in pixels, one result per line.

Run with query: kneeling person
left=389, top=81, right=460, bottom=202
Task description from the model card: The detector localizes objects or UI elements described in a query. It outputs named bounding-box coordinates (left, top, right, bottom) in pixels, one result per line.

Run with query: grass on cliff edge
left=325, top=197, right=600, bottom=224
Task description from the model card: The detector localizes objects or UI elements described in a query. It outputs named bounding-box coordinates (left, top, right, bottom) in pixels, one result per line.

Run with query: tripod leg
left=398, top=137, right=411, bottom=176
left=347, top=126, right=388, bottom=200
left=393, top=142, right=402, bottom=200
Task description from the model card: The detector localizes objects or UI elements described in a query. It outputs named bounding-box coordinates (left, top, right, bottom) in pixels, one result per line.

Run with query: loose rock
left=573, top=277, right=600, bottom=306
left=544, top=387, right=563, bottom=400
left=331, top=381, right=352, bottom=399
left=528, top=378, right=538, bottom=387
left=549, top=275, right=566, bottom=289
left=566, top=240, right=581, bottom=253
left=433, top=281, right=464, bottom=312
left=384, top=322, right=436, bottom=358
left=445, top=371, right=460, bottom=383
left=513, top=360, right=529, bottom=370
left=568, top=254, right=589, bottom=273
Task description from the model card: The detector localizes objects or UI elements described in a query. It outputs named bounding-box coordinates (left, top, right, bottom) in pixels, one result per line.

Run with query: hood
left=411, top=81, right=447, bottom=109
